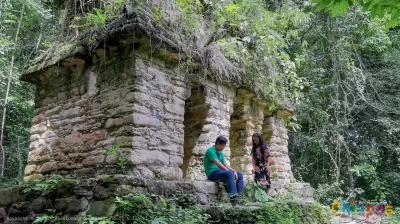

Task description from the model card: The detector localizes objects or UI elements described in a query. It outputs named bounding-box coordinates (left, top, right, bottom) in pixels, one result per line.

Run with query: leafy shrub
left=314, top=181, right=344, bottom=204
left=108, top=193, right=210, bottom=224
left=223, top=203, right=302, bottom=224
left=244, top=182, right=274, bottom=202
left=22, top=175, right=63, bottom=197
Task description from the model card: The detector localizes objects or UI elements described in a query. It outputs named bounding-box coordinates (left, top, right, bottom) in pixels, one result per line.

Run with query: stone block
left=124, top=92, right=136, bottom=102
left=104, top=115, right=132, bottom=128
left=44, top=106, right=62, bottom=117
left=164, top=103, right=184, bottom=116
left=303, top=187, right=314, bottom=197
left=23, top=174, right=44, bottom=182
left=55, top=198, right=69, bottom=211
left=128, top=166, right=155, bottom=179
left=146, top=180, right=164, bottom=195
left=31, top=197, right=52, bottom=213
left=87, top=200, right=116, bottom=217
left=192, top=181, right=218, bottom=194
left=133, top=105, right=153, bottom=117
left=30, top=125, right=47, bottom=135
left=60, top=107, right=81, bottom=119
left=0, top=187, right=23, bottom=207
left=168, top=155, right=183, bottom=166
left=115, top=185, right=148, bottom=195
left=82, top=155, right=105, bottom=166
left=161, top=145, right=181, bottom=154
left=29, top=134, right=41, bottom=142
left=24, top=165, right=37, bottom=175
left=56, top=179, right=79, bottom=197
left=32, top=114, right=45, bottom=124
left=196, top=193, right=214, bottom=205
left=128, top=149, right=169, bottom=166
left=132, top=113, right=160, bottom=127
left=155, top=167, right=183, bottom=180
left=115, top=136, right=132, bottom=147
left=7, top=206, right=30, bottom=217
left=93, top=186, right=110, bottom=199
left=0, top=207, right=7, bottom=219
left=115, top=175, right=145, bottom=186
left=38, top=161, right=58, bottom=173
left=66, top=198, right=89, bottom=213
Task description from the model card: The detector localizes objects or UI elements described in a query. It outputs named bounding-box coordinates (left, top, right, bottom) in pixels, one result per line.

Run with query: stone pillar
left=126, top=58, right=190, bottom=180
left=262, top=110, right=294, bottom=196
left=183, top=80, right=234, bottom=180
left=230, top=90, right=265, bottom=180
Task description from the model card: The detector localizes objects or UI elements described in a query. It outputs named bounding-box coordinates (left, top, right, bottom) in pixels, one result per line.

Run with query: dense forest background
left=1, top=0, right=399, bottom=208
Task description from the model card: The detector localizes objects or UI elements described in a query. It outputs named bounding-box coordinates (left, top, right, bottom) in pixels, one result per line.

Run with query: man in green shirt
left=204, top=136, right=244, bottom=203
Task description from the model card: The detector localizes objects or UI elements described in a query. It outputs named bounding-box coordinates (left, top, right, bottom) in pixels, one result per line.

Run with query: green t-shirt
left=204, top=145, right=226, bottom=177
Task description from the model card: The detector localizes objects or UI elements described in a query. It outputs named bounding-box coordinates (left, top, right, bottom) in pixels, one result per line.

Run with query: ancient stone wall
left=23, top=39, right=313, bottom=201
left=0, top=177, right=220, bottom=223
left=25, top=44, right=190, bottom=181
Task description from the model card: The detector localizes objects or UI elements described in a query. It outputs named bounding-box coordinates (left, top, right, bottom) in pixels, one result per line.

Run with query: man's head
left=215, top=136, right=227, bottom=151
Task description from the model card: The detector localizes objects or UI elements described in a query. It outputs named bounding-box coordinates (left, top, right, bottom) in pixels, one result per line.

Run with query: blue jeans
left=208, top=170, right=244, bottom=194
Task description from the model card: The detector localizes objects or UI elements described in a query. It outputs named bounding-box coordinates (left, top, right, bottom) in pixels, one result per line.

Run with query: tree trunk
left=0, top=0, right=3, bottom=26
left=0, top=1, right=25, bottom=177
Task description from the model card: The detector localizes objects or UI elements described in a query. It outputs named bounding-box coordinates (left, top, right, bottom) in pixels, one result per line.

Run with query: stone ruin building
left=20, top=0, right=314, bottom=205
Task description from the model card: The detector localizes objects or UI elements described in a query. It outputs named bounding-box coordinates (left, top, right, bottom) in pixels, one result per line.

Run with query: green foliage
left=210, top=0, right=310, bottom=107
left=175, top=0, right=203, bottom=33
left=314, top=181, right=345, bottom=203
left=0, top=0, right=57, bottom=178
left=22, top=175, right=63, bottom=196
left=306, top=203, right=332, bottom=224
left=70, top=0, right=126, bottom=47
left=244, top=181, right=274, bottom=202
left=312, top=0, right=400, bottom=27
left=33, top=212, right=60, bottom=224
left=168, top=192, right=198, bottom=207
left=108, top=193, right=209, bottom=224
left=224, top=203, right=303, bottom=224
left=107, top=144, right=128, bottom=170
left=289, top=0, right=400, bottom=209
left=0, top=177, right=22, bottom=188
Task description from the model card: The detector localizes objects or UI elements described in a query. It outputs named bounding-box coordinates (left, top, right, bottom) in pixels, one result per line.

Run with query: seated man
left=204, top=136, right=245, bottom=204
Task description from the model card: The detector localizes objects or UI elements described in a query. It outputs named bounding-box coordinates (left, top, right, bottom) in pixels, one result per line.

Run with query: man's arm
left=212, top=160, right=229, bottom=170
left=222, top=162, right=238, bottom=180
left=222, top=162, right=236, bottom=172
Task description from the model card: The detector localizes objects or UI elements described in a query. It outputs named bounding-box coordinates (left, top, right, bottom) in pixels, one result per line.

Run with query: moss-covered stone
left=97, top=175, right=117, bottom=186
left=87, top=199, right=116, bottom=217
left=0, top=187, right=24, bottom=207
left=56, top=179, right=80, bottom=198
left=31, top=197, right=53, bottom=213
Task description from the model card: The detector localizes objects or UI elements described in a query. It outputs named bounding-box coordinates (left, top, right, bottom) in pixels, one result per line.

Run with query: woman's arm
left=265, top=156, right=271, bottom=171
left=264, top=146, right=271, bottom=171
left=252, top=155, right=256, bottom=173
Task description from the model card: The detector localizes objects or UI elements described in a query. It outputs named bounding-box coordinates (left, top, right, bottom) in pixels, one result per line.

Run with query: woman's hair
left=252, top=133, right=268, bottom=162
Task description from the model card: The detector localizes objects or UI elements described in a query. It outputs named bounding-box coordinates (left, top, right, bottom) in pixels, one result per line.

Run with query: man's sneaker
left=235, top=193, right=247, bottom=205
left=230, top=194, right=246, bottom=205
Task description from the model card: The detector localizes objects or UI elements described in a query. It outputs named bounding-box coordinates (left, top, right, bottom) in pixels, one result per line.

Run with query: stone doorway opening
left=182, top=84, right=209, bottom=179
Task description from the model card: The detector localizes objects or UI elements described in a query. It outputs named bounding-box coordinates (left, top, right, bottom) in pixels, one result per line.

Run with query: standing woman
left=251, top=133, right=272, bottom=193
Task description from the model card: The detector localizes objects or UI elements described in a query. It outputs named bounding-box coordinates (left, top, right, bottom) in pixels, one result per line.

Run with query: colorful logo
left=331, top=201, right=394, bottom=218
